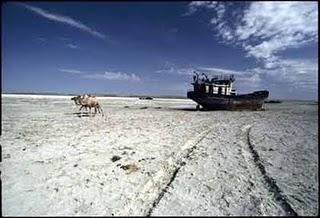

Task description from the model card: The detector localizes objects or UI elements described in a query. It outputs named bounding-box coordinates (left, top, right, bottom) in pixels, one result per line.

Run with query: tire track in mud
left=117, top=128, right=213, bottom=216
left=243, top=125, right=298, bottom=216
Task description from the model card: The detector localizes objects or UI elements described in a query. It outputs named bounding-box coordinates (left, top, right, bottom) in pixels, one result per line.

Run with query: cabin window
left=213, top=87, right=218, bottom=94
left=226, top=87, right=231, bottom=95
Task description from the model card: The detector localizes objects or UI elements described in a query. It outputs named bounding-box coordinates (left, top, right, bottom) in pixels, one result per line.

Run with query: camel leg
left=96, top=104, right=101, bottom=115
left=80, top=105, right=90, bottom=112
left=99, top=105, right=104, bottom=117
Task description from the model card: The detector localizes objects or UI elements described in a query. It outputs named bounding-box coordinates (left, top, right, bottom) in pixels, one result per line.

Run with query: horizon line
left=2, top=91, right=317, bottom=102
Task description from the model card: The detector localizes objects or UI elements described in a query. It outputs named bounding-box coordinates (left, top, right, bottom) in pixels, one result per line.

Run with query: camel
left=71, top=94, right=104, bottom=116
left=78, top=94, right=104, bottom=116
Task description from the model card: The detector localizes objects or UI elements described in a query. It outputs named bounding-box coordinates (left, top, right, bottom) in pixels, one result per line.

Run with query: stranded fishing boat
left=187, top=71, right=269, bottom=110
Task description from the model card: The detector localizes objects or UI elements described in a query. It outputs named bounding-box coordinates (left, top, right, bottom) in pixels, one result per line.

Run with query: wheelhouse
left=192, top=71, right=236, bottom=96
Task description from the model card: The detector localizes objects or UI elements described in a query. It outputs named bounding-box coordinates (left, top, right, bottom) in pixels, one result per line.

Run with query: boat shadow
left=169, top=107, right=207, bottom=111
left=170, top=107, right=263, bottom=112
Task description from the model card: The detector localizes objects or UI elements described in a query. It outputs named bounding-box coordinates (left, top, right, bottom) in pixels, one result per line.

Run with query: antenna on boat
left=193, top=71, right=199, bottom=82
left=201, top=72, right=209, bottom=81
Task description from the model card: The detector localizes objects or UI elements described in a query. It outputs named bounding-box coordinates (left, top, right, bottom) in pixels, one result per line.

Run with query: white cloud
left=20, top=3, right=106, bottom=39
left=156, top=66, right=194, bottom=75
left=66, top=43, right=78, bottom=49
left=60, top=68, right=141, bottom=82
left=242, top=58, right=318, bottom=93
left=37, top=37, right=46, bottom=42
left=156, top=63, right=255, bottom=78
left=239, top=2, right=318, bottom=64
left=84, top=71, right=141, bottom=82
left=188, top=1, right=318, bottom=63
left=59, top=37, right=71, bottom=41
left=197, top=66, right=248, bottom=76
left=270, top=59, right=318, bottom=87
left=58, top=69, right=84, bottom=74
left=185, top=1, right=217, bottom=15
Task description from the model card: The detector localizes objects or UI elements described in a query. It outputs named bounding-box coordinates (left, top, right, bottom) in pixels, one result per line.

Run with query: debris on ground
left=111, top=155, right=121, bottom=162
left=120, top=164, right=139, bottom=174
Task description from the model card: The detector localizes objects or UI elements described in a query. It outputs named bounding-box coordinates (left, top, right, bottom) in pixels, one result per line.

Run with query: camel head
left=71, top=95, right=82, bottom=105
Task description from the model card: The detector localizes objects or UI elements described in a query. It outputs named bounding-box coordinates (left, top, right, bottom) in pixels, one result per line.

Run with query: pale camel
left=78, top=94, right=104, bottom=116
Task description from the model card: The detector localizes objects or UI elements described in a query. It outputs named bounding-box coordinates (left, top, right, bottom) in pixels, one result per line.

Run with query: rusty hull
left=187, top=90, right=269, bottom=111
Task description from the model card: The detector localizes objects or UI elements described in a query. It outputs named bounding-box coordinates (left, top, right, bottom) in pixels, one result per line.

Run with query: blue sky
left=2, top=1, right=318, bottom=100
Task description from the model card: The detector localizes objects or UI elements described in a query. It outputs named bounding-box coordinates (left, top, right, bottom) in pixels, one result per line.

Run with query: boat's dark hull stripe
left=187, top=90, right=269, bottom=110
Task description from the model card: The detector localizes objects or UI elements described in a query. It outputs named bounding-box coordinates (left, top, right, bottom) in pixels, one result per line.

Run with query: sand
left=0, top=94, right=318, bottom=216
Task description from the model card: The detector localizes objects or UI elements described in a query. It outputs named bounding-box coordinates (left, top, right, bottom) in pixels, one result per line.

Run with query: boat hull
left=187, top=90, right=269, bottom=110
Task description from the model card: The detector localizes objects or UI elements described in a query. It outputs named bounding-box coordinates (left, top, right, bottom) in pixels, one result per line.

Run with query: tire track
left=243, top=125, right=298, bottom=216
left=117, top=128, right=212, bottom=216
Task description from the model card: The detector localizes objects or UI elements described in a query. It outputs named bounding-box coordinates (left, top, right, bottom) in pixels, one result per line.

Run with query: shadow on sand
left=64, top=112, right=98, bottom=118
left=168, top=107, right=204, bottom=111
left=169, top=107, right=259, bottom=112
